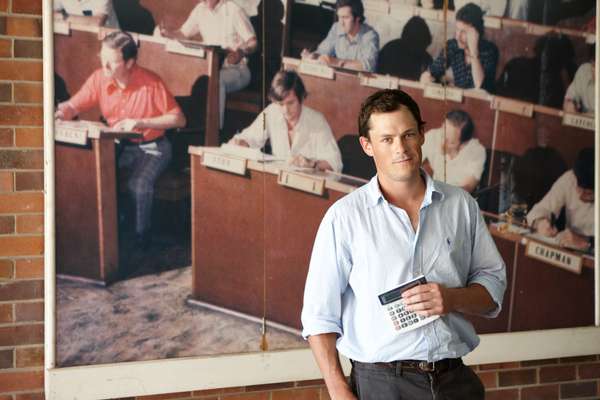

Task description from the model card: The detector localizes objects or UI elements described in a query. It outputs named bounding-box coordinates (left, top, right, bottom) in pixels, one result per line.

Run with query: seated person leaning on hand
left=421, top=110, right=486, bottom=193
left=526, top=147, right=594, bottom=251
left=229, top=70, right=343, bottom=173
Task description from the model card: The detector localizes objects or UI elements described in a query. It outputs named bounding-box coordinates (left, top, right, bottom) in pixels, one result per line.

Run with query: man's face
left=443, top=120, right=462, bottom=154
left=454, top=20, right=471, bottom=50
left=276, top=91, right=302, bottom=124
left=100, top=45, right=133, bottom=81
left=337, top=6, right=360, bottom=35
left=359, top=107, right=424, bottom=183
left=577, top=186, right=594, bottom=203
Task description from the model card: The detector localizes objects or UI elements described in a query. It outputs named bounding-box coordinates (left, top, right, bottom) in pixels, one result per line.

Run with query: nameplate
left=483, top=16, right=502, bottom=29
left=491, top=97, right=533, bottom=117
left=363, top=0, right=389, bottom=13
left=525, top=241, right=582, bottom=274
left=562, top=113, right=595, bottom=131
left=423, top=84, right=463, bottom=103
left=298, top=61, right=335, bottom=80
left=360, top=74, right=399, bottom=90
left=445, top=87, right=463, bottom=103
left=278, top=170, right=325, bottom=196
left=415, top=7, right=443, bottom=21
left=165, top=39, right=206, bottom=58
left=202, top=151, right=247, bottom=176
left=526, top=23, right=554, bottom=36
left=54, top=21, right=71, bottom=35
left=295, top=0, right=321, bottom=5
left=54, top=123, right=88, bottom=145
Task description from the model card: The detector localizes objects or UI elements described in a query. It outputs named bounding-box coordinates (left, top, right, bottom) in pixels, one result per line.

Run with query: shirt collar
left=365, top=169, right=445, bottom=209
left=336, top=23, right=368, bottom=42
left=106, top=64, right=142, bottom=94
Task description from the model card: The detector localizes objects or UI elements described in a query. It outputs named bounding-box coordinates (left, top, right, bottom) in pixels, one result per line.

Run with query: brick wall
left=0, top=0, right=598, bottom=399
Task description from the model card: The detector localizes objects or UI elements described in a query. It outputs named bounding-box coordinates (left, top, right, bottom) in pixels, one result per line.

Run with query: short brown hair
left=358, top=89, right=426, bottom=138
left=268, top=70, right=307, bottom=102
left=102, top=31, right=138, bottom=62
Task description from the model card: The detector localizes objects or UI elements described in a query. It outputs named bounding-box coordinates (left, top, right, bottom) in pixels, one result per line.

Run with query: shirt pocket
left=422, top=234, right=469, bottom=287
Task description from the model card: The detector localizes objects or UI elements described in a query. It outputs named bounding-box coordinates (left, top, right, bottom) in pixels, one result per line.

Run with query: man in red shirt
left=56, top=31, right=186, bottom=247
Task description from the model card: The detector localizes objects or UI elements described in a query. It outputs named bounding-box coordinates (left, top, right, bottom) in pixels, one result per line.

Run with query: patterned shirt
left=429, top=38, right=498, bottom=92
left=316, top=22, right=380, bottom=72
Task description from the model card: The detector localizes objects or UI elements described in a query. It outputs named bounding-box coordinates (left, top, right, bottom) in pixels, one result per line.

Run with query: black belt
left=352, top=358, right=462, bottom=374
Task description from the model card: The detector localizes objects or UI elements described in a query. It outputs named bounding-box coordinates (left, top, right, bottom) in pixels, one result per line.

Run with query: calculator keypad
left=386, top=300, right=436, bottom=332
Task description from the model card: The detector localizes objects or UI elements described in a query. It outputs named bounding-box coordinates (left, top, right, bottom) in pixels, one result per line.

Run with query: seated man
left=563, top=45, right=595, bottom=115
left=421, top=3, right=498, bottom=92
left=229, top=70, right=343, bottom=173
left=159, top=0, right=257, bottom=129
left=301, top=0, right=379, bottom=72
left=526, top=148, right=594, bottom=251
left=55, top=31, right=186, bottom=247
left=421, top=110, right=486, bottom=193
left=53, top=0, right=120, bottom=28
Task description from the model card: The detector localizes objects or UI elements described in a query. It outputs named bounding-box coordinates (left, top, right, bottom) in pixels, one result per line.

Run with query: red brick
left=16, top=346, right=44, bottom=367
left=479, top=362, right=521, bottom=371
left=498, top=369, right=537, bottom=386
left=0, top=171, right=13, bottom=192
left=15, top=394, right=45, bottom=400
left=295, top=379, right=325, bottom=387
left=15, top=127, right=43, bottom=147
left=0, top=370, right=43, bottom=391
left=0, top=349, right=13, bottom=369
left=539, top=365, right=575, bottom=383
left=0, top=82, right=11, bottom=102
left=221, top=394, right=268, bottom=400
left=14, top=39, right=42, bottom=58
left=0, top=60, right=42, bottom=81
left=0, top=235, right=44, bottom=257
left=0, top=149, right=43, bottom=169
left=0, top=324, right=43, bottom=346
left=484, top=388, right=519, bottom=400
left=5, top=16, right=42, bottom=37
left=15, top=172, right=43, bottom=191
left=560, top=355, right=597, bottom=364
left=271, top=388, right=320, bottom=400
left=247, top=382, right=294, bottom=392
left=0, top=396, right=12, bottom=400
left=12, top=0, right=43, bottom=14
left=477, top=371, right=497, bottom=389
left=0, top=259, right=13, bottom=279
left=15, top=258, right=43, bottom=279
left=136, top=392, right=192, bottom=400
left=0, top=303, right=12, bottom=323
left=0, top=215, right=15, bottom=234
left=521, top=384, right=559, bottom=399
left=578, top=362, right=600, bottom=379
left=0, top=0, right=8, bottom=12
left=16, top=215, right=43, bottom=234
left=0, top=105, right=43, bottom=125
left=0, top=128, right=13, bottom=147
left=0, top=193, right=44, bottom=213
left=0, top=280, right=43, bottom=301
left=560, top=381, right=597, bottom=398
left=320, top=388, right=331, bottom=400
left=0, top=38, right=11, bottom=57
left=14, top=82, right=43, bottom=103
left=15, top=301, right=43, bottom=322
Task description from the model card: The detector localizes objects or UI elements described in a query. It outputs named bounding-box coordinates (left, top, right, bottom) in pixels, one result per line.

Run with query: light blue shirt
left=315, top=22, right=379, bottom=72
left=301, top=174, right=506, bottom=362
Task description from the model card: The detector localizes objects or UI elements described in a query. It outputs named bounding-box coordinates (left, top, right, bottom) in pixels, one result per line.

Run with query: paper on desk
left=219, top=143, right=283, bottom=162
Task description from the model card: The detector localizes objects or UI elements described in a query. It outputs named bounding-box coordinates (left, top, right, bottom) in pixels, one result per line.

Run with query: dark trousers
left=350, top=360, right=484, bottom=400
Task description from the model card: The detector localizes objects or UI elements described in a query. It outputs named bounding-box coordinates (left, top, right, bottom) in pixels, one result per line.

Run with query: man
left=230, top=70, right=342, bottom=172
left=420, top=3, right=498, bottom=92
left=53, top=0, right=120, bottom=28
left=563, top=45, right=595, bottom=115
left=55, top=31, right=186, bottom=247
left=301, top=89, right=506, bottom=399
left=301, top=0, right=379, bottom=72
left=527, top=147, right=594, bottom=251
left=422, top=109, right=486, bottom=193
left=159, top=0, right=257, bottom=129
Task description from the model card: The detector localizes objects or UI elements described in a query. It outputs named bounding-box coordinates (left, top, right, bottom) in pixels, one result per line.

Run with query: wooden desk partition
left=54, top=25, right=220, bottom=145
left=139, top=0, right=197, bottom=29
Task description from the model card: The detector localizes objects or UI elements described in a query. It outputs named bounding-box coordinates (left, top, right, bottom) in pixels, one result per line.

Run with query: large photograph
left=52, top=0, right=596, bottom=370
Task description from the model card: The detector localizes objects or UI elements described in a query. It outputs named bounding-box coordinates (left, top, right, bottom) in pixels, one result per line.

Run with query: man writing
left=301, top=89, right=506, bottom=399
left=55, top=31, right=186, bottom=247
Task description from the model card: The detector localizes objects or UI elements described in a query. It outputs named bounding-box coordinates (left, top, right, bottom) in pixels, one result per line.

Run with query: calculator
left=378, top=275, right=440, bottom=333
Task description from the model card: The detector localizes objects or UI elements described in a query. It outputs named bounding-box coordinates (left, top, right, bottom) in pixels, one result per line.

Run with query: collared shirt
left=316, top=22, right=379, bottom=72
left=68, top=65, right=182, bottom=142
left=232, top=104, right=343, bottom=172
left=429, top=39, right=498, bottom=92
left=565, top=62, right=595, bottom=115
left=53, top=0, right=120, bottom=28
left=301, top=173, right=506, bottom=362
left=526, top=170, right=594, bottom=237
left=422, top=127, right=486, bottom=187
left=181, top=0, right=256, bottom=52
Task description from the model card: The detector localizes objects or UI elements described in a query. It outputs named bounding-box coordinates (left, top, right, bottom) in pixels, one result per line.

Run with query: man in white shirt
left=422, top=109, right=486, bottom=193
left=526, top=147, right=594, bottom=251
left=563, top=47, right=595, bottom=116
left=160, top=0, right=258, bottom=129
left=53, top=0, right=120, bottom=28
left=229, top=70, right=343, bottom=172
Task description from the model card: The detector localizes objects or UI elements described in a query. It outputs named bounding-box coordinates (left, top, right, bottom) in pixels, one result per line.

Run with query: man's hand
left=318, top=54, right=335, bottom=66
left=402, top=283, right=453, bottom=317
left=465, top=25, right=480, bottom=58
left=229, top=138, right=249, bottom=147
left=114, top=118, right=142, bottom=132
left=226, top=49, right=244, bottom=65
left=290, top=154, right=316, bottom=168
left=558, top=229, right=591, bottom=250
left=533, top=218, right=558, bottom=237
left=55, top=102, right=76, bottom=121
left=301, top=49, right=317, bottom=60
left=419, top=70, right=434, bottom=84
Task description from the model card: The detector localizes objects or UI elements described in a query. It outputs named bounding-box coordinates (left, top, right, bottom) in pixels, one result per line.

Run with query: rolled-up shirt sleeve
left=315, top=24, right=337, bottom=56
left=301, top=208, right=351, bottom=339
left=466, top=196, right=506, bottom=318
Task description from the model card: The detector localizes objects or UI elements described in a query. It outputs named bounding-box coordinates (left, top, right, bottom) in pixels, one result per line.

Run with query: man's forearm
left=308, top=333, right=355, bottom=400
left=138, top=112, right=186, bottom=130
left=448, top=283, right=496, bottom=316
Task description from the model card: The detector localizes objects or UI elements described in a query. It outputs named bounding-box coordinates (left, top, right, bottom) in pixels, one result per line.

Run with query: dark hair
left=573, top=147, right=594, bottom=189
left=456, top=3, right=485, bottom=37
left=358, top=89, right=426, bottom=138
left=336, top=0, right=365, bottom=24
left=268, top=70, right=307, bottom=102
left=401, top=16, right=432, bottom=50
left=102, top=31, right=138, bottom=61
left=445, top=109, right=474, bottom=143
